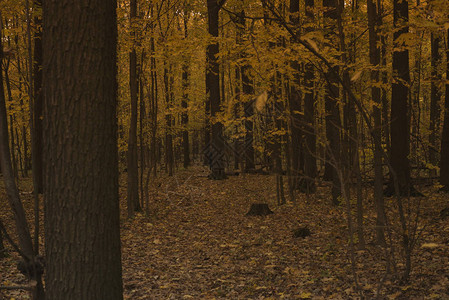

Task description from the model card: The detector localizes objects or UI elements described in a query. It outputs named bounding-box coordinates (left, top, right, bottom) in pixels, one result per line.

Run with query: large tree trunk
left=440, top=28, right=449, bottom=190
left=388, top=0, right=414, bottom=195
left=42, top=0, right=123, bottom=298
left=206, top=0, right=226, bottom=179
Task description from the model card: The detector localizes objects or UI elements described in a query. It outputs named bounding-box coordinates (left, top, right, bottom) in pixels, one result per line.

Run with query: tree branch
left=217, top=0, right=227, bottom=10
left=0, top=219, right=30, bottom=261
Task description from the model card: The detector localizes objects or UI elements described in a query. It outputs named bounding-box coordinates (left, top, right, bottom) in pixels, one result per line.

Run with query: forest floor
left=1, top=165, right=449, bottom=299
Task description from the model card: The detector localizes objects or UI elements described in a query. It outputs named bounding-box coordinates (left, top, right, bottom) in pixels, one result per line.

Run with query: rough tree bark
left=42, top=0, right=123, bottom=298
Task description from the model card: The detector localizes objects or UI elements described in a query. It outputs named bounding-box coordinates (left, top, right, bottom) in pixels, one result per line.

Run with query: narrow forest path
left=1, top=166, right=449, bottom=299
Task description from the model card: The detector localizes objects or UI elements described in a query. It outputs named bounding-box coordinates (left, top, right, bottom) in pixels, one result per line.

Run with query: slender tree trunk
left=242, top=52, right=255, bottom=172
left=3, top=62, right=18, bottom=179
left=380, top=32, right=390, bottom=152
left=302, top=0, right=317, bottom=194
left=233, top=9, right=244, bottom=171
left=182, top=15, right=190, bottom=169
left=429, top=33, right=441, bottom=170
left=127, top=0, right=141, bottom=217
left=21, top=122, right=28, bottom=177
left=368, top=0, right=386, bottom=244
left=235, top=9, right=255, bottom=172
left=288, top=0, right=302, bottom=192
left=33, top=0, right=44, bottom=193
left=182, top=64, right=190, bottom=169
left=323, top=0, right=341, bottom=205
left=139, top=53, right=146, bottom=210
left=163, top=64, right=174, bottom=176
left=24, top=0, right=42, bottom=262
left=10, top=114, right=17, bottom=179
left=149, top=25, right=158, bottom=178
left=14, top=34, right=29, bottom=177
left=42, top=0, right=123, bottom=297
left=440, top=28, right=449, bottom=190
left=337, top=0, right=365, bottom=247
left=273, top=73, right=286, bottom=205
left=16, top=128, right=24, bottom=177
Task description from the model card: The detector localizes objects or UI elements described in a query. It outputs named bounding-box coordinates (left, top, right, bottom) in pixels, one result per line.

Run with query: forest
left=0, top=0, right=449, bottom=299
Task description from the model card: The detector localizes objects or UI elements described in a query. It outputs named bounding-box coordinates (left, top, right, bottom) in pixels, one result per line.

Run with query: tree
left=288, top=0, right=303, bottom=192
left=1, top=12, right=44, bottom=297
left=127, top=0, right=141, bottom=217
left=182, top=11, right=191, bottom=169
left=367, top=0, right=386, bottom=244
left=206, top=0, right=227, bottom=179
left=32, top=0, right=44, bottom=194
left=429, top=32, right=441, bottom=169
left=234, top=8, right=255, bottom=172
left=302, top=0, right=317, bottom=193
left=163, top=62, right=174, bottom=176
left=440, top=28, right=449, bottom=191
left=388, top=0, right=413, bottom=195
left=323, top=0, right=342, bottom=204
left=42, top=0, right=123, bottom=298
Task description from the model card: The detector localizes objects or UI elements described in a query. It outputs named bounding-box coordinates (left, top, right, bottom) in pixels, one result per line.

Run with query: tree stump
left=293, top=226, right=311, bottom=238
left=246, top=203, right=273, bottom=216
